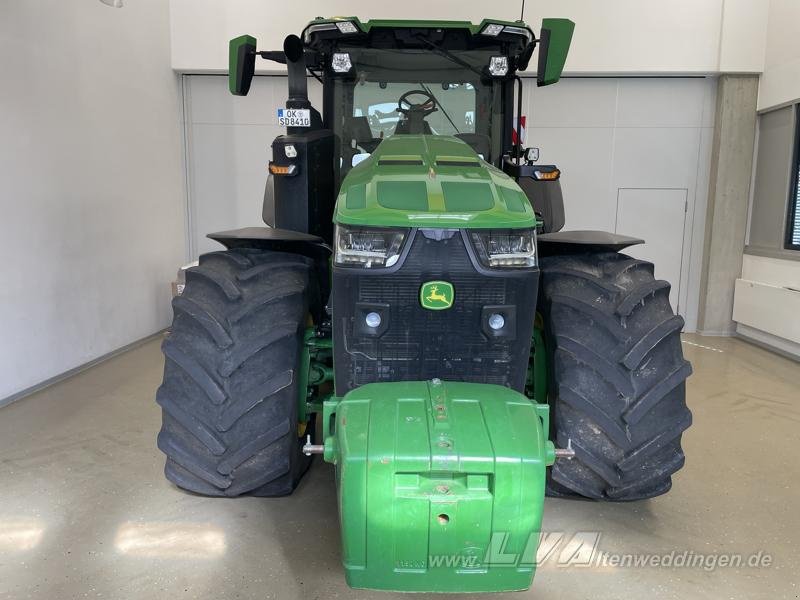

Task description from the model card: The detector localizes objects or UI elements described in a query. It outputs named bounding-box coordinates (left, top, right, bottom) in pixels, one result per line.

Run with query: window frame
left=785, top=104, right=800, bottom=251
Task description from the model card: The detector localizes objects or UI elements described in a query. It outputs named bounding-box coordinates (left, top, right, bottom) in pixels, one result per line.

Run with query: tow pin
left=302, top=434, right=324, bottom=456
left=554, top=438, right=576, bottom=459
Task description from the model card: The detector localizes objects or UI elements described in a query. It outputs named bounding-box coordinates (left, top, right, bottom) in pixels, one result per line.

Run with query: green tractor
left=157, top=16, right=692, bottom=593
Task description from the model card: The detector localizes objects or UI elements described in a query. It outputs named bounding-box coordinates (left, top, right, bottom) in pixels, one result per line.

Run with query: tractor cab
left=301, top=18, right=538, bottom=173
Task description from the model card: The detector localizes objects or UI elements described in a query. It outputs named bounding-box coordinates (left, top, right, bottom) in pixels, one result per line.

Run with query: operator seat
left=394, top=116, right=433, bottom=135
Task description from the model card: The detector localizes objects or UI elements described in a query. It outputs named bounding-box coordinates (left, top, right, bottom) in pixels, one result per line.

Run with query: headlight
left=470, top=229, right=537, bottom=268
left=334, top=225, right=407, bottom=268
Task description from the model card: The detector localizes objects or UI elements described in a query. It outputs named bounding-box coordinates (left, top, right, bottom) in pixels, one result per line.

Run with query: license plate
left=277, top=108, right=311, bottom=127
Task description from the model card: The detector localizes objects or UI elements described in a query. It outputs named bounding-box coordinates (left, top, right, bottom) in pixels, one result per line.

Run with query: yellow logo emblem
left=420, top=281, right=454, bottom=310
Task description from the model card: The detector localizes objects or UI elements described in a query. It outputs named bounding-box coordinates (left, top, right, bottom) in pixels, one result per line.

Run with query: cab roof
left=303, top=17, right=535, bottom=68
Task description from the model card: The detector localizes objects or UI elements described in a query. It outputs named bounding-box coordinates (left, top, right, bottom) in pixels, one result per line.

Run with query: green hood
left=334, top=136, right=536, bottom=229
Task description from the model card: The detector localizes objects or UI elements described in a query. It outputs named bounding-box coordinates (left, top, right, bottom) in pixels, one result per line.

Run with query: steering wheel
left=397, top=89, right=438, bottom=116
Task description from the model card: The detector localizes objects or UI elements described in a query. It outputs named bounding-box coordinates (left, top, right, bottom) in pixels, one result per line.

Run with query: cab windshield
left=331, top=47, right=504, bottom=175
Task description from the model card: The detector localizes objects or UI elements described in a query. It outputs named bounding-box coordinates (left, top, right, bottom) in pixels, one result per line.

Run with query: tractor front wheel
left=538, top=252, right=692, bottom=501
left=156, top=248, right=316, bottom=497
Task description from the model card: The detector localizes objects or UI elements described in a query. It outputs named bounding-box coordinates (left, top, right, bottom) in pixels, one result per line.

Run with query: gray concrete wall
left=697, top=75, right=759, bottom=335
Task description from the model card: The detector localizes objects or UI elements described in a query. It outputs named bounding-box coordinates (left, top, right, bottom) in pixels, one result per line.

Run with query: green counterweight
left=321, top=381, right=555, bottom=593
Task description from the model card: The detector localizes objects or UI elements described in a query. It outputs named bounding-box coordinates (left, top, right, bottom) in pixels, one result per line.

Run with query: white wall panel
left=611, top=128, right=703, bottom=190
left=527, top=79, right=617, bottom=128
left=527, top=127, right=616, bottom=232
left=616, top=189, right=688, bottom=309
left=614, top=79, right=708, bottom=128
left=758, top=0, right=800, bottom=109
left=718, top=0, right=769, bottom=73
left=0, top=0, right=185, bottom=400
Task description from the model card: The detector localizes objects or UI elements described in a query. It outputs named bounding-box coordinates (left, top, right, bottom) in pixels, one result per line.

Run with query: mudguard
left=207, top=226, right=330, bottom=259
left=538, top=229, right=644, bottom=256
left=321, top=380, right=554, bottom=593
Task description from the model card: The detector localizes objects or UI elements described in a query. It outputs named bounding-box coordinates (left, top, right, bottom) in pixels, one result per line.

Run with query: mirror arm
left=257, top=50, right=287, bottom=65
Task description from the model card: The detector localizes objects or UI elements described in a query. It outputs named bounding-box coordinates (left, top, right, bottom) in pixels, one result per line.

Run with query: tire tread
left=156, top=248, right=314, bottom=497
left=540, top=252, right=692, bottom=501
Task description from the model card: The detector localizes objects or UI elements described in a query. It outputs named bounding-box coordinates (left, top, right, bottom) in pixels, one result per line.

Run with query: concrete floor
left=0, top=333, right=797, bottom=600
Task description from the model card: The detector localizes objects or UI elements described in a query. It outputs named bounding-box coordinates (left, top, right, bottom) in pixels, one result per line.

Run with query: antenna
left=520, top=0, right=525, bottom=21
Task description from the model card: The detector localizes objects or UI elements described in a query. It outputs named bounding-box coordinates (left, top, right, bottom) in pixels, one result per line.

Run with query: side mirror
left=229, top=34, right=257, bottom=96
left=537, top=19, right=574, bottom=87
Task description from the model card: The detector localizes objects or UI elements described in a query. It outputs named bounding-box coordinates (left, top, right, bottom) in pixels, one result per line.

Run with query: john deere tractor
left=156, top=16, right=692, bottom=593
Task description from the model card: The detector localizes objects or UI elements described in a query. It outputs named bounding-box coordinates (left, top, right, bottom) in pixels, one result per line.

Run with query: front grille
left=332, top=230, right=539, bottom=395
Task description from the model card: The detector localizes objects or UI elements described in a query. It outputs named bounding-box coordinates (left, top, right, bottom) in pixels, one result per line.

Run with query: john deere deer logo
left=420, top=281, right=454, bottom=310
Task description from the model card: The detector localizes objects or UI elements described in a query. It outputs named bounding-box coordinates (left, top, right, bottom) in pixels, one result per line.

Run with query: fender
left=207, top=226, right=331, bottom=260
left=537, top=230, right=644, bottom=257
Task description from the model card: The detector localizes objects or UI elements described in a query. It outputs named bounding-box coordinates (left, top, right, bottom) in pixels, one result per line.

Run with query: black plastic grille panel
left=332, top=231, right=538, bottom=395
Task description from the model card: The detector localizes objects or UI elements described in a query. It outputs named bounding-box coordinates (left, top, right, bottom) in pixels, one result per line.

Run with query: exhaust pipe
left=284, top=35, right=309, bottom=107
left=282, top=34, right=321, bottom=132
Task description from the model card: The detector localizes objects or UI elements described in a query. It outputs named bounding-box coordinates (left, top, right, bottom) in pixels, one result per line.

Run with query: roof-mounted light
left=489, top=56, right=509, bottom=77
left=481, top=23, right=504, bottom=36
left=480, top=23, right=533, bottom=43
left=331, top=52, right=352, bottom=73
left=335, top=20, right=359, bottom=34
left=503, top=25, right=532, bottom=40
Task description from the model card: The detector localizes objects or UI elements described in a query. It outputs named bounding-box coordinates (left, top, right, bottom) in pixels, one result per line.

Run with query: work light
left=331, top=53, right=352, bottom=73
left=489, top=56, right=509, bottom=77
left=335, top=21, right=359, bottom=34
left=480, top=23, right=532, bottom=42
left=481, top=23, right=504, bottom=36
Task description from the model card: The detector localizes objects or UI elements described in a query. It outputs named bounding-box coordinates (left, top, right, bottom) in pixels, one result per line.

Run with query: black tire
left=156, top=248, right=317, bottom=497
left=538, top=252, right=692, bottom=501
